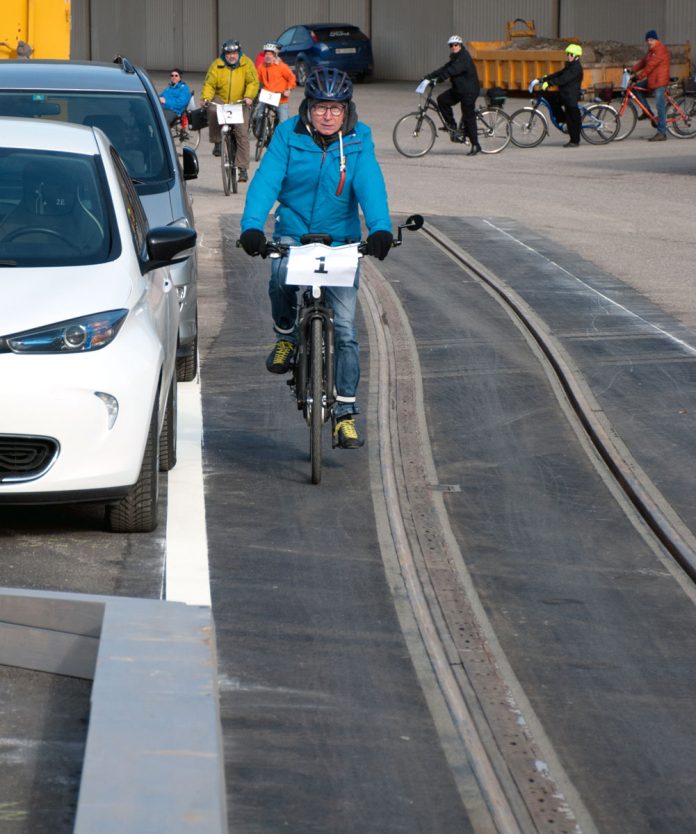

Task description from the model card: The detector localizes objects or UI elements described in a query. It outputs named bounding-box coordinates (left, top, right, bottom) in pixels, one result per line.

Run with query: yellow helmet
left=565, top=43, right=582, bottom=57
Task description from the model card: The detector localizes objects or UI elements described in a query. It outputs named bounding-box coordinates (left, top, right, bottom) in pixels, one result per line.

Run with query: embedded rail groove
left=361, top=254, right=597, bottom=834
left=420, top=223, right=696, bottom=584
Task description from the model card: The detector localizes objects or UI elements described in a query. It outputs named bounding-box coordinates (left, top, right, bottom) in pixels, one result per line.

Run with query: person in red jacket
left=631, top=30, right=671, bottom=141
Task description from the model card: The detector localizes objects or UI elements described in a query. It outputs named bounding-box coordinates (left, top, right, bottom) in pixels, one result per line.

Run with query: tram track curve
left=361, top=218, right=696, bottom=834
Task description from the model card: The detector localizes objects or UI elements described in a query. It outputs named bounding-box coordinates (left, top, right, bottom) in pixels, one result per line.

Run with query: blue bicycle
left=509, top=80, right=620, bottom=147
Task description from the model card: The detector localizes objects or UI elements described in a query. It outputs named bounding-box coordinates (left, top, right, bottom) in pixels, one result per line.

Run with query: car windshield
left=0, top=92, right=170, bottom=186
left=0, top=148, right=115, bottom=267
left=314, top=27, right=368, bottom=43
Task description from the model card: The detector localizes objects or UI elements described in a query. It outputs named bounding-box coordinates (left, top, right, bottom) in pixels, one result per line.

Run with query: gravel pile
left=496, top=37, right=689, bottom=65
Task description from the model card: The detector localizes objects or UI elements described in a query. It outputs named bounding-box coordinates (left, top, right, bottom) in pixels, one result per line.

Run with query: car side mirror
left=182, top=146, right=199, bottom=180
left=143, top=226, right=197, bottom=272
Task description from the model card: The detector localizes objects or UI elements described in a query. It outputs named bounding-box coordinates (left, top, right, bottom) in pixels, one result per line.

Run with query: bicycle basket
left=188, top=106, right=208, bottom=131
left=486, top=86, right=507, bottom=107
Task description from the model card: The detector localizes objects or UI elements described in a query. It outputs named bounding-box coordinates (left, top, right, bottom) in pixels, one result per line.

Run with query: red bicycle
left=612, top=71, right=696, bottom=140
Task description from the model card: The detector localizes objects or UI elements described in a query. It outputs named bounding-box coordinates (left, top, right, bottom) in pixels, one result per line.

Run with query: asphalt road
left=1, top=77, right=695, bottom=834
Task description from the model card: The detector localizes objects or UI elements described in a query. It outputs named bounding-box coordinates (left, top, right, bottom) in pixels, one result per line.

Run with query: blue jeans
left=269, top=239, right=360, bottom=418
left=633, top=84, right=667, bottom=134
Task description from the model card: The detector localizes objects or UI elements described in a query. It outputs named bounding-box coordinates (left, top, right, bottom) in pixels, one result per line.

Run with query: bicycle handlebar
left=236, top=214, right=425, bottom=259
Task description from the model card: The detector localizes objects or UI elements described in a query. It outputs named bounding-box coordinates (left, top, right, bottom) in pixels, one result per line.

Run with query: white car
left=0, top=117, right=196, bottom=533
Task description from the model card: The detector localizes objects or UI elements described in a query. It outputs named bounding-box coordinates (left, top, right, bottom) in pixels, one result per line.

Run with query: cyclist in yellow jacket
left=201, top=38, right=259, bottom=181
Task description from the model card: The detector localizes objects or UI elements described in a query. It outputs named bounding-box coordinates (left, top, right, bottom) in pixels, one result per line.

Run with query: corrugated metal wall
left=70, top=0, right=696, bottom=78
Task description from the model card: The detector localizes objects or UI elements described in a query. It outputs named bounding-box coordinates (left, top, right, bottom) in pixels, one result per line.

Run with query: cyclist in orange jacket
left=256, top=42, right=297, bottom=124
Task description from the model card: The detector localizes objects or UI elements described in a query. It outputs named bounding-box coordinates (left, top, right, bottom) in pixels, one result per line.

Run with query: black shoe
left=238, top=168, right=248, bottom=182
left=266, top=340, right=295, bottom=374
left=212, top=142, right=221, bottom=157
left=450, top=131, right=465, bottom=143
left=636, top=112, right=652, bottom=121
left=563, top=141, right=580, bottom=147
left=334, top=416, right=364, bottom=449
left=467, top=144, right=481, bottom=156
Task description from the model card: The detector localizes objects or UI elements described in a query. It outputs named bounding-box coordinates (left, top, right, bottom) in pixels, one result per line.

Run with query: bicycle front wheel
left=255, top=115, right=267, bottom=161
left=221, top=130, right=232, bottom=195
left=614, top=100, right=638, bottom=141
left=393, top=112, right=436, bottom=157
left=476, top=108, right=511, bottom=153
left=666, top=95, right=696, bottom=138
left=509, top=108, right=548, bottom=148
left=581, top=104, right=620, bottom=144
left=309, top=317, right=323, bottom=485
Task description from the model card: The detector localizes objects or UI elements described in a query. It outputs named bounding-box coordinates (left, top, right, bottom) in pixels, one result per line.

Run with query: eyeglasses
left=311, top=104, right=345, bottom=117
left=170, top=73, right=180, bottom=77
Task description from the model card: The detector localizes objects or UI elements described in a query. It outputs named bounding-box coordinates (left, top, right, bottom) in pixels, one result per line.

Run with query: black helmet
left=304, top=67, right=353, bottom=102
left=222, top=39, right=240, bottom=53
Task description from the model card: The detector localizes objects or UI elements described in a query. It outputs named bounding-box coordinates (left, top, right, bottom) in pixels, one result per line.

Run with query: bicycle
left=509, top=81, right=620, bottom=147
left=393, top=80, right=511, bottom=157
left=237, top=214, right=424, bottom=484
left=217, top=101, right=245, bottom=196
left=169, top=109, right=201, bottom=154
left=254, top=101, right=279, bottom=162
left=611, top=71, right=696, bottom=141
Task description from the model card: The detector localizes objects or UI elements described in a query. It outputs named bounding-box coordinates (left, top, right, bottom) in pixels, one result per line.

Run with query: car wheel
left=159, top=373, right=177, bottom=472
left=105, top=403, right=159, bottom=533
left=176, top=332, right=198, bottom=382
left=296, top=61, right=309, bottom=86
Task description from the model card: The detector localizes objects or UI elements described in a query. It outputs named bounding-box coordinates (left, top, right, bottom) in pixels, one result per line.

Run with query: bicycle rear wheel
left=476, top=108, right=511, bottom=153
left=392, top=112, right=436, bottom=157
left=509, top=108, right=547, bottom=147
left=309, top=317, right=323, bottom=484
left=613, top=100, right=638, bottom=141
left=666, top=95, right=696, bottom=138
left=581, top=104, right=620, bottom=144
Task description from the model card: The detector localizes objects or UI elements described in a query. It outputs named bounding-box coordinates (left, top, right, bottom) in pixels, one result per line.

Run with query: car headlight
left=1, top=310, right=128, bottom=354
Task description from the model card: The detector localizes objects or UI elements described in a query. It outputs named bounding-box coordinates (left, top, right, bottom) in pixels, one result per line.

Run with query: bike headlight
left=2, top=309, right=128, bottom=354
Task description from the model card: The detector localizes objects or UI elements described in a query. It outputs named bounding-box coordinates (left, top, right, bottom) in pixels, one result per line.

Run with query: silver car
left=0, top=57, right=200, bottom=381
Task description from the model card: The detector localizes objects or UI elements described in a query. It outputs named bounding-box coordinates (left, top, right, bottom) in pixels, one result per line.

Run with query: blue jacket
left=159, top=81, right=191, bottom=116
left=241, top=115, right=391, bottom=243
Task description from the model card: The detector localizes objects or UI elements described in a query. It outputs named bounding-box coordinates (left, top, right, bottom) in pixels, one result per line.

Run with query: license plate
left=335, top=48, right=356, bottom=54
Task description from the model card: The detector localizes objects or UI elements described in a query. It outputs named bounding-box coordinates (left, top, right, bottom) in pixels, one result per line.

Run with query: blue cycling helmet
left=304, top=67, right=353, bottom=102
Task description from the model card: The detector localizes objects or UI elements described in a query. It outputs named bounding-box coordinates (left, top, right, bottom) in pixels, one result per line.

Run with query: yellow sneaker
left=265, top=340, right=295, bottom=374
left=334, top=416, right=364, bottom=449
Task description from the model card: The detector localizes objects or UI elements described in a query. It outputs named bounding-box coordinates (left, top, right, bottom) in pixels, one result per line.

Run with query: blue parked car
left=276, top=23, right=374, bottom=85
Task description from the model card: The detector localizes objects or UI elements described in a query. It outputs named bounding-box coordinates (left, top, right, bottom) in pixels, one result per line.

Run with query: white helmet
left=448, top=35, right=464, bottom=46
left=262, top=42, right=279, bottom=54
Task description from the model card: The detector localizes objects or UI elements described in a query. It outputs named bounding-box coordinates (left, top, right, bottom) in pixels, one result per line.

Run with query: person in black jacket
left=426, top=35, right=482, bottom=155
left=540, top=43, right=584, bottom=147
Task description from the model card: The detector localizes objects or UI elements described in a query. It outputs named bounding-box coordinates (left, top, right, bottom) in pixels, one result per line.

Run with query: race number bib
left=216, top=103, right=244, bottom=124
left=284, top=243, right=360, bottom=288
left=259, top=89, right=281, bottom=106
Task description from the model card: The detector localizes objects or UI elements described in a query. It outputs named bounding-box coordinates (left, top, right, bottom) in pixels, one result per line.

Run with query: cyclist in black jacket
left=425, top=35, right=481, bottom=155
left=541, top=44, right=584, bottom=147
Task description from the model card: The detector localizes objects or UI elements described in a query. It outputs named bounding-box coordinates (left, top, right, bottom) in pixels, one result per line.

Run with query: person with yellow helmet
left=540, top=43, right=584, bottom=147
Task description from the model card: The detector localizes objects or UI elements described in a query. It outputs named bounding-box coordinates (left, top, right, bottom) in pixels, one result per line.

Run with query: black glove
left=366, top=230, right=393, bottom=261
left=239, top=228, right=267, bottom=257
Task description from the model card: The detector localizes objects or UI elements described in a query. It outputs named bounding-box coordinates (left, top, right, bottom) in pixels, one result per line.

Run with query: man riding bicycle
left=200, top=38, right=259, bottom=181
left=238, top=67, right=392, bottom=449
left=425, top=35, right=481, bottom=155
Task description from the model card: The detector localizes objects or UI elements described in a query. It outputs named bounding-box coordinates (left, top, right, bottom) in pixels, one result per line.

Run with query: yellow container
left=0, top=0, right=71, bottom=60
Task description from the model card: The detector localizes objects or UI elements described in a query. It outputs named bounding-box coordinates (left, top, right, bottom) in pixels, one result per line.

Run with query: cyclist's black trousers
left=438, top=89, right=478, bottom=146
